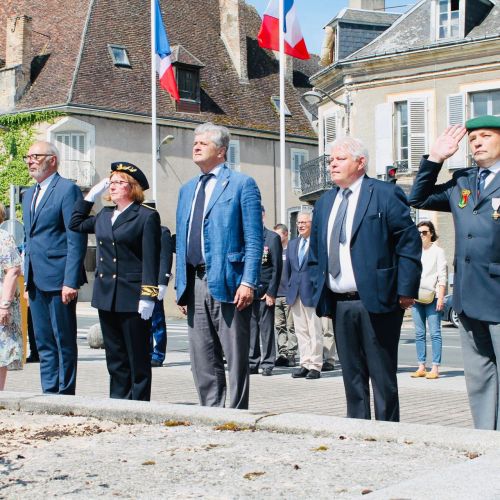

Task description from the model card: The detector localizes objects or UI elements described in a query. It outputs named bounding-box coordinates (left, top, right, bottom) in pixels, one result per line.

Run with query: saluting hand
left=85, top=178, right=110, bottom=203
left=428, top=125, right=467, bottom=164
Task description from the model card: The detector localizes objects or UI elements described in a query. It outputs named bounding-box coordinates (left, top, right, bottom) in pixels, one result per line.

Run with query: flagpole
left=151, top=0, right=157, bottom=202
left=278, top=0, right=286, bottom=224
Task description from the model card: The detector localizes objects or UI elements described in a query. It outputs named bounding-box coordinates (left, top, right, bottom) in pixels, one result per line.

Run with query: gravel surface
left=0, top=409, right=472, bottom=498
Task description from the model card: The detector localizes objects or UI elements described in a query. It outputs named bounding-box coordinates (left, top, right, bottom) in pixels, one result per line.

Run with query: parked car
left=443, top=294, right=460, bottom=328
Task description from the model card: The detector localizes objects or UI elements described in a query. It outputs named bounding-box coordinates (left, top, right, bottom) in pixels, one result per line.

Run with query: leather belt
left=332, top=291, right=360, bottom=301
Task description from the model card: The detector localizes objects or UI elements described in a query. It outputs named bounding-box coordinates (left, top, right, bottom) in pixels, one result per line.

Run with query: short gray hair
left=329, top=136, right=369, bottom=170
left=297, top=210, right=312, bottom=220
left=33, top=141, right=60, bottom=166
left=194, top=122, right=230, bottom=150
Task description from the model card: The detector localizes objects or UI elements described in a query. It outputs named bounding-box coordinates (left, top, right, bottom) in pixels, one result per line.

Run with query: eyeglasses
left=23, top=154, right=54, bottom=163
left=419, top=230, right=430, bottom=236
left=296, top=221, right=311, bottom=226
left=109, top=180, right=130, bottom=187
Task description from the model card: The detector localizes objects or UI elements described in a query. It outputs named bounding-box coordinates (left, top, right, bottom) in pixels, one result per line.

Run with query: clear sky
left=246, top=0, right=419, bottom=55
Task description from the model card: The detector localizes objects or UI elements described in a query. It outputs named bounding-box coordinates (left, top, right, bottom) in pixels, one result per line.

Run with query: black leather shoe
left=287, top=355, right=297, bottom=367
left=275, top=356, right=288, bottom=367
left=306, top=369, right=321, bottom=379
left=261, top=367, right=273, bottom=376
left=151, top=359, right=163, bottom=367
left=291, top=367, right=309, bottom=378
left=26, top=356, right=40, bottom=363
left=249, top=366, right=259, bottom=375
left=321, top=362, right=335, bottom=372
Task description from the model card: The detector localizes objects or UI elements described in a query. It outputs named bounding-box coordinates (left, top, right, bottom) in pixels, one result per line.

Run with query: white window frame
left=291, top=148, right=309, bottom=192
left=433, top=0, right=463, bottom=41
left=470, top=89, right=500, bottom=117
left=227, top=140, right=240, bottom=171
left=47, top=117, right=96, bottom=187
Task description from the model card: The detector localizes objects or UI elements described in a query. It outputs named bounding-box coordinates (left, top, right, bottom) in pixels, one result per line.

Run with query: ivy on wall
left=0, top=110, right=63, bottom=213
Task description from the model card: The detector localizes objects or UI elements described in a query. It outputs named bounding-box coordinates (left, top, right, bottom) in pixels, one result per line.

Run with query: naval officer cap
left=111, top=161, right=149, bottom=190
left=465, top=115, right=500, bottom=132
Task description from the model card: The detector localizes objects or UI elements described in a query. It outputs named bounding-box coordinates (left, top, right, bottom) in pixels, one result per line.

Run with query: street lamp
left=156, top=134, right=175, bottom=160
left=301, top=88, right=351, bottom=135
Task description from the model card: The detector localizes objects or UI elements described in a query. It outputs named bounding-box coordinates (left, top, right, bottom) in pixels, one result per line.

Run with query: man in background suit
left=286, top=211, right=324, bottom=380
left=309, top=136, right=421, bottom=421
left=409, top=115, right=500, bottom=430
left=249, top=206, right=282, bottom=376
left=176, top=122, right=263, bottom=409
left=22, top=141, right=87, bottom=395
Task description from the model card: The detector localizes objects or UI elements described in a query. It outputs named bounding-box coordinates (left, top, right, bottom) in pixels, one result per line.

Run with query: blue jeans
left=150, top=300, right=167, bottom=363
left=411, top=300, right=442, bottom=365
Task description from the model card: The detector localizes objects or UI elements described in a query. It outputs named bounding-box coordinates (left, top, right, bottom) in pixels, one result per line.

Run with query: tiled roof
left=349, top=0, right=499, bottom=60
left=328, top=8, right=399, bottom=27
left=2, top=0, right=316, bottom=138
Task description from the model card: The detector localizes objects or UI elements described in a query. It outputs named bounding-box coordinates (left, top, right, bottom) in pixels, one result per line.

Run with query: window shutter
left=447, top=93, right=466, bottom=169
left=228, top=140, right=240, bottom=171
left=323, top=113, right=337, bottom=153
left=408, top=98, right=427, bottom=170
left=291, top=149, right=308, bottom=190
left=375, top=103, right=394, bottom=176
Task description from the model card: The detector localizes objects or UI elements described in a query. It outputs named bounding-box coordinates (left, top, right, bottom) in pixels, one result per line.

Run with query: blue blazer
left=409, top=157, right=500, bottom=323
left=22, top=173, right=87, bottom=291
left=175, top=165, right=263, bottom=305
left=285, top=237, right=315, bottom=308
left=309, top=176, right=422, bottom=316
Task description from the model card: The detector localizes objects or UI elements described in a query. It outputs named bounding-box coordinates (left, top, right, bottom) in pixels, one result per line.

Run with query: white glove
left=138, top=299, right=155, bottom=320
left=85, top=178, right=110, bottom=202
left=158, top=285, right=167, bottom=301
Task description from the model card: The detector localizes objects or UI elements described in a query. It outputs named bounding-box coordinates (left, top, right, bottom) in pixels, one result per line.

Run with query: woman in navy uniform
left=70, top=162, right=161, bottom=401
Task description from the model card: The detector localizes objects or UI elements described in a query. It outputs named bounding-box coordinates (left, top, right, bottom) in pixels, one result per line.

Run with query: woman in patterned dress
left=0, top=203, right=22, bottom=390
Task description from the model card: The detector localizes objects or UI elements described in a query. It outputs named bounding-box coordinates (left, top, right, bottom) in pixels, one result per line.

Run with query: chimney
left=349, top=0, right=385, bottom=10
left=219, top=0, right=249, bottom=83
left=0, top=15, right=32, bottom=111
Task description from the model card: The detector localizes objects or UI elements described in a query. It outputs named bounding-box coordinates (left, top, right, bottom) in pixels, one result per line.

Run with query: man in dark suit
left=286, top=211, right=324, bottom=380
left=409, top=115, right=500, bottom=430
left=176, top=122, right=263, bottom=409
left=309, top=136, right=421, bottom=421
left=22, top=141, right=87, bottom=395
left=249, top=206, right=282, bottom=376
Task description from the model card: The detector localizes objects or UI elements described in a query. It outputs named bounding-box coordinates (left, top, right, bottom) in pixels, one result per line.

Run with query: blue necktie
left=298, top=238, right=307, bottom=267
left=187, top=174, right=213, bottom=267
left=477, top=169, right=491, bottom=199
left=329, top=188, right=352, bottom=279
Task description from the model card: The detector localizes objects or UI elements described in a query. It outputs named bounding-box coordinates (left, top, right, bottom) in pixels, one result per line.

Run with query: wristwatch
left=0, top=300, right=12, bottom=309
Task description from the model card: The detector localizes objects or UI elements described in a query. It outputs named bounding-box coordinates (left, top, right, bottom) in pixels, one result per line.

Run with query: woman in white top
left=411, top=221, right=447, bottom=379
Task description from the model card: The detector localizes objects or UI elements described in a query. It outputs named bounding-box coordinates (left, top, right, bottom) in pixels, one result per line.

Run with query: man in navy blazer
left=309, top=136, right=421, bottom=421
left=176, top=123, right=263, bottom=409
left=409, top=116, right=500, bottom=430
left=22, top=141, right=87, bottom=395
left=286, top=211, right=324, bottom=379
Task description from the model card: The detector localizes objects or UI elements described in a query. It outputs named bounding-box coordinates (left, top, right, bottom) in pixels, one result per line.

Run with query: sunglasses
left=419, top=230, right=430, bottom=236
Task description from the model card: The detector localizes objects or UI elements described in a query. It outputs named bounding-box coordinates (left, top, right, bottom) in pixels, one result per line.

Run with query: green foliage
left=0, top=110, right=64, bottom=214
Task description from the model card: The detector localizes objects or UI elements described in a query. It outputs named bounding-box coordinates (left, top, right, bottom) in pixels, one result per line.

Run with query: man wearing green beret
left=409, top=115, right=500, bottom=430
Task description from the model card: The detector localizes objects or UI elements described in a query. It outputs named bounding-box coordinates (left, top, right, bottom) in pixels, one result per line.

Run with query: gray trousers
left=187, top=275, right=251, bottom=409
left=459, top=313, right=500, bottom=430
left=249, top=300, right=276, bottom=369
left=275, top=296, right=297, bottom=356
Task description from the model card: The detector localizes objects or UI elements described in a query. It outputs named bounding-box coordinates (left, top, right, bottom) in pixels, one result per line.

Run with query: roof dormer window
left=437, top=0, right=460, bottom=39
left=108, top=44, right=131, bottom=68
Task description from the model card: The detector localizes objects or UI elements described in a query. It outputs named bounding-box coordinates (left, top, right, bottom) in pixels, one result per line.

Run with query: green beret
left=465, top=115, right=500, bottom=132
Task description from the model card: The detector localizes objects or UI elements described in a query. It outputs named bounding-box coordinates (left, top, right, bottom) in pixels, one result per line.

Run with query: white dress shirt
left=481, top=160, right=500, bottom=189
left=111, top=201, right=134, bottom=225
left=33, top=172, right=57, bottom=212
left=326, top=175, right=364, bottom=293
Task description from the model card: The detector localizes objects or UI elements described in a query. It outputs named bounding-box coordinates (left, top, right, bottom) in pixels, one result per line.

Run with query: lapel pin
left=458, top=189, right=471, bottom=209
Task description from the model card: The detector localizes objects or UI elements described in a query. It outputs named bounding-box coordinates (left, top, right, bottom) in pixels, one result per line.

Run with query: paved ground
left=6, top=303, right=473, bottom=428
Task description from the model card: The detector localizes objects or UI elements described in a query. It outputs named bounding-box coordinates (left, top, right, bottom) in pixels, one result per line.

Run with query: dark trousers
left=98, top=310, right=152, bottom=401
left=187, top=273, right=251, bottom=409
left=150, top=300, right=167, bottom=363
left=334, top=299, right=403, bottom=422
left=28, top=286, right=78, bottom=395
left=27, top=307, right=39, bottom=359
left=249, top=300, right=276, bottom=370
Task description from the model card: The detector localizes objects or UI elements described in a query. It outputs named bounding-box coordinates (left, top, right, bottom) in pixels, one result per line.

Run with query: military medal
left=492, top=198, right=500, bottom=220
left=458, top=189, right=471, bottom=209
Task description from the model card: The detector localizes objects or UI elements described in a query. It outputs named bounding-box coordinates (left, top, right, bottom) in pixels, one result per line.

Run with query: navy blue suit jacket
left=22, top=173, right=87, bottom=291
left=309, top=176, right=422, bottom=316
left=285, top=237, right=315, bottom=308
left=409, top=157, right=500, bottom=323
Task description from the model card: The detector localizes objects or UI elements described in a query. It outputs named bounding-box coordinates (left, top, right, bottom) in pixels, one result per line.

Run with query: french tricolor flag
left=155, top=0, right=180, bottom=101
left=258, top=0, right=310, bottom=60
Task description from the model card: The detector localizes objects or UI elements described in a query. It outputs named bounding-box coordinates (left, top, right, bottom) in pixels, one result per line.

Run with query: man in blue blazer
left=309, top=136, right=421, bottom=421
left=176, top=123, right=263, bottom=409
left=22, top=141, right=87, bottom=395
left=409, top=116, right=500, bottom=430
